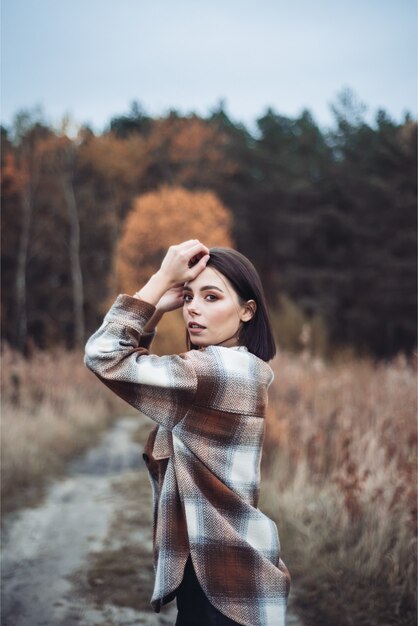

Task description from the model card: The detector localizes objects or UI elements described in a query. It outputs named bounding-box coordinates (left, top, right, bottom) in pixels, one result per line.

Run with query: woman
left=85, top=240, right=291, bottom=626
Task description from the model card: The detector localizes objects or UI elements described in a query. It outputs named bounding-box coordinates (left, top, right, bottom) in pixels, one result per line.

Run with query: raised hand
left=133, top=240, right=210, bottom=308
left=158, top=240, right=210, bottom=286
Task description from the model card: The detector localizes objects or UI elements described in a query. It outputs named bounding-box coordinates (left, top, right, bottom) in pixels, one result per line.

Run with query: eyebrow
left=183, top=285, right=224, bottom=293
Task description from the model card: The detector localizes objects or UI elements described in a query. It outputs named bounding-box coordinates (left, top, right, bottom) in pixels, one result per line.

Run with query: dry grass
left=260, top=350, right=417, bottom=626
left=1, top=343, right=129, bottom=514
left=1, top=341, right=416, bottom=624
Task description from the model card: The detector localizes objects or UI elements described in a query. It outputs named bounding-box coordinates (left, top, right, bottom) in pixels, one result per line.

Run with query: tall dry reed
left=1, top=344, right=127, bottom=514
left=261, top=350, right=417, bottom=626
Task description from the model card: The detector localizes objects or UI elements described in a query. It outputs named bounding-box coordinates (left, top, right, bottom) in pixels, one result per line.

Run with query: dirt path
left=1, top=416, right=304, bottom=626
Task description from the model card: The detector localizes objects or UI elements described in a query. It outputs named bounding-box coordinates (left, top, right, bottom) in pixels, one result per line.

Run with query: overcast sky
left=1, top=0, right=416, bottom=133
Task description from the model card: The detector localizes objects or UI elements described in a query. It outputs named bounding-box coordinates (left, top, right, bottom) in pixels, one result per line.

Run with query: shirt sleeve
left=84, top=294, right=198, bottom=430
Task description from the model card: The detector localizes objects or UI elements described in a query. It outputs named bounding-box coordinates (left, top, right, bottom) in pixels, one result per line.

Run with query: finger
left=188, top=254, right=210, bottom=278
left=187, top=246, right=209, bottom=267
left=186, top=242, right=210, bottom=262
left=176, top=239, right=201, bottom=250
left=188, top=252, right=205, bottom=268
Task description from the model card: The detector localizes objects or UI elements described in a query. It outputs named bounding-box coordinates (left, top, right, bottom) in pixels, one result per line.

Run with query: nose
left=186, top=298, right=200, bottom=315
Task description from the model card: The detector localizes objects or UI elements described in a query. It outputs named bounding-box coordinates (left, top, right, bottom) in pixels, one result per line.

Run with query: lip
left=188, top=327, right=205, bottom=334
left=188, top=321, right=206, bottom=334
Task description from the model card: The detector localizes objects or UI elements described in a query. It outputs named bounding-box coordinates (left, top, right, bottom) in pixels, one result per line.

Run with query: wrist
left=133, top=272, right=172, bottom=306
left=154, top=269, right=176, bottom=288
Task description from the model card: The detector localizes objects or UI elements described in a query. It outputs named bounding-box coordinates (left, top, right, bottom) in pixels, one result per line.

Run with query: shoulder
left=189, top=344, right=274, bottom=388
left=185, top=345, right=273, bottom=415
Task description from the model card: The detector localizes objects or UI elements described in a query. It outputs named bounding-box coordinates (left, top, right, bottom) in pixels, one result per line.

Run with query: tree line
left=1, top=90, right=416, bottom=359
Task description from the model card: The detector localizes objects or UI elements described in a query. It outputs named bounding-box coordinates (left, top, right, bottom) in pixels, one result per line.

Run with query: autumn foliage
left=114, top=185, right=233, bottom=353
left=115, top=185, right=233, bottom=293
left=2, top=101, right=416, bottom=357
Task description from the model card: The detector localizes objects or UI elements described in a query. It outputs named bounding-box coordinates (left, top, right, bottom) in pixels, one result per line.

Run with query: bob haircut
left=186, top=247, right=276, bottom=362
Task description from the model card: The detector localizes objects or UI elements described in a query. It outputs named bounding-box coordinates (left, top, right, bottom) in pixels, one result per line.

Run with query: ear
left=240, top=299, right=257, bottom=322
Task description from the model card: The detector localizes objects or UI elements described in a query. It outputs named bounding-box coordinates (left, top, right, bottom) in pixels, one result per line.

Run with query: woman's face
left=182, top=266, right=251, bottom=349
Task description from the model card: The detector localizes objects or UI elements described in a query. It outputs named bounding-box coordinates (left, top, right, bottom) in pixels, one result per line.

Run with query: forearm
left=142, top=308, right=164, bottom=333
left=133, top=271, right=172, bottom=332
left=84, top=293, right=198, bottom=431
left=133, top=271, right=173, bottom=306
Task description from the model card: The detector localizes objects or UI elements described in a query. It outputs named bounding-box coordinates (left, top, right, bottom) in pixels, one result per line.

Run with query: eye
left=182, top=293, right=218, bottom=303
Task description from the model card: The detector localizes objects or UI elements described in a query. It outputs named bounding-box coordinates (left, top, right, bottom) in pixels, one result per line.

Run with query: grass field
left=1, top=343, right=416, bottom=625
left=260, top=350, right=417, bottom=626
left=1, top=344, right=128, bottom=514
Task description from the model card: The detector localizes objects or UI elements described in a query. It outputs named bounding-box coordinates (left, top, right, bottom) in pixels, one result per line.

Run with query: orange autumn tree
left=114, top=185, right=233, bottom=354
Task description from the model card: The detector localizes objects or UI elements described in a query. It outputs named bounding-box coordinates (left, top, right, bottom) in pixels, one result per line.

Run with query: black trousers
left=175, top=557, right=242, bottom=626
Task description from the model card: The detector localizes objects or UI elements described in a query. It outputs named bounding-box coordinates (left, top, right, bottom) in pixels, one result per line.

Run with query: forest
left=1, top=89, right=416, bottom=360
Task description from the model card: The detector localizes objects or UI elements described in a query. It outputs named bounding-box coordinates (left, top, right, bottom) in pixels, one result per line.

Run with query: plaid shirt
left=85, top=294, right=291, bottom=626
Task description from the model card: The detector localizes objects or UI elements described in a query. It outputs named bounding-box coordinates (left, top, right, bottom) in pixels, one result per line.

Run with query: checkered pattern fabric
left=85, top=294, right=291, bottom=626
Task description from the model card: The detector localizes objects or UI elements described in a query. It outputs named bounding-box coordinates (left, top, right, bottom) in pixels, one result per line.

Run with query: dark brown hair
left=186, top=247, right=276, bottom=362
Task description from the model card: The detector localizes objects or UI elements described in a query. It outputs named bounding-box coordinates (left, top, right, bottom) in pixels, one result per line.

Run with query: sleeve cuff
left=104, top=294, right=157, bottom=331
